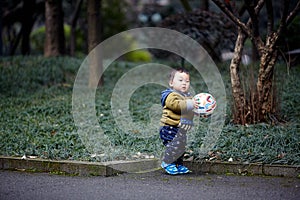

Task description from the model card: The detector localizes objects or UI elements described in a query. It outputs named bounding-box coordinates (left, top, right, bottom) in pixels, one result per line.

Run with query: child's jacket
left=160, top=88, right=194, bottom=127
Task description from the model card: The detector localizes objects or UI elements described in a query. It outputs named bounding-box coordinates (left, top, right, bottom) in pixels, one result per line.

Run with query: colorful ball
left=193, top=93, right=217, bottom=115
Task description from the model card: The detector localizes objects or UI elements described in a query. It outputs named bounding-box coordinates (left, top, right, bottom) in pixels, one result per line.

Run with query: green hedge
left=0, top=56, right=299, bottom=164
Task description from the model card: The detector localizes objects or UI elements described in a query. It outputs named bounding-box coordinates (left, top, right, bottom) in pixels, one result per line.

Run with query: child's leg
left=163, top=130, right=187, bottom=164
left=174, top=154, right=184, bottom=166
left=160, top=127, right=189, bottom=174
left=170, top=131, right=190, bottom=174
left=175, top=153, right=190, bottom=174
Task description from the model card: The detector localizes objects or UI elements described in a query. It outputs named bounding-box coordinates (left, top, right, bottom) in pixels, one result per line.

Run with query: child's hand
left=194, top=112, right=200, bottom=116
left=178, top=122, right=192, bottom=131
left=200, top=114, right=209, bottom=118
left=200, top=113, right=211, bottom=118
left=193, top=98, right=201, bottom=109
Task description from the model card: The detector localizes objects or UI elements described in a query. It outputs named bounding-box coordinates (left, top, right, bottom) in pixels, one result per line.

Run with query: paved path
left=0, top=170, right=299, bottom=200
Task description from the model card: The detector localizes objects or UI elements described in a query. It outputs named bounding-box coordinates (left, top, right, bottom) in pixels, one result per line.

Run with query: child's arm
left=165, top=93, right=194, bottom=113
left=165, top=93, right=197, bottom=131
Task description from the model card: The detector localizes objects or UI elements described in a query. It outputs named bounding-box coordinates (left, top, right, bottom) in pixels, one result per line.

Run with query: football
left=193, top=93, right=217, bottom=115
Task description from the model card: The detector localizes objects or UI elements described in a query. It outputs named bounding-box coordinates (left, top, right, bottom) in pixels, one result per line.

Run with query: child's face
left=169, top=71, right=190, bottom=93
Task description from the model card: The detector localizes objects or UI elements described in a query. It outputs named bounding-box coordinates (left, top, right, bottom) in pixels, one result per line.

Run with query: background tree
left=69, top=0, right=83, bottom=57
left=44, top=0, right=65, bottom=57
left=87, top=0, right=103, bottom=87
left=0, top=0, right=3, bottom=56
left=159, top=9, right=237, bottom=62
left=212, top=0, right=300, bottom=124
left=20, top=0, right=36, bottom=55
left=1, top=0, right=43, bottom=55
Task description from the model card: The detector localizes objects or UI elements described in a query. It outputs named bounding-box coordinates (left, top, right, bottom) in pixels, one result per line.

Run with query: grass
left=0, top=56, right=299, bottom=165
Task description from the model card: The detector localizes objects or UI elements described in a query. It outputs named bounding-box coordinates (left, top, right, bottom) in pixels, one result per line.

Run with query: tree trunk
left=212, top=0, right=300, bottom=125
left=0, top=0, right=2, bottom=56
left=230, top=28, right=247, bottom=125
left=256, top=33, right=279, bottom=122
left=21, top=0, right=36, bottom=55
left=70, top=0, right=83, bottom=56
left=87, top=0, right=103, bottom=87
left=10, top=27, right=22, bottom=55
left=230, top=29, right=280, bottom=125
left=44, top=0, right=65, bottom=57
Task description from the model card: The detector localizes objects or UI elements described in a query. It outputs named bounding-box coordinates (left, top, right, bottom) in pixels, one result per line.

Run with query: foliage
left=0, top=56, right=299, bottom=165
left=3, top=0, right=130, bottom=56
left=278, top=15, right=300, bottom=66
left=102, top=0, right=129, bottom=40
left=216, top=124, right=299, bottom=165
left=30, top=25, right=84, bottom=55
left=109, top=33, right=152, bottom=62
left=279, top=15, right=300, bottom=51
left=159, top=9, right=236, bottom=62
left=30, top=26, right=46, bottom=54
left=0, top=56, right=85, bottom=160
left=124, top=50, right=152, bottom=62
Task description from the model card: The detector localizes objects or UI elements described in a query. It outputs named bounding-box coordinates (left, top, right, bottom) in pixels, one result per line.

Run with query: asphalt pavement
left=0, top=169, right=299, bottom=200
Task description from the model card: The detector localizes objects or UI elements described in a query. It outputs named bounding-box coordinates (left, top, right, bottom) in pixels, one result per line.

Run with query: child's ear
left=169, top=80, right=173, bottom=87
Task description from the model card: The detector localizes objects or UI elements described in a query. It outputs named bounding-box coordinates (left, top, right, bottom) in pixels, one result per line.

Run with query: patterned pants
left=159, top=126, right=187, bottom=165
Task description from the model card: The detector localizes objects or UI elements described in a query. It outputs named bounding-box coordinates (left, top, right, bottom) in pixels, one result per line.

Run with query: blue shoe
left=177, top=165, right=190, bottom=174
left=161, top=162, right=178, bottom=175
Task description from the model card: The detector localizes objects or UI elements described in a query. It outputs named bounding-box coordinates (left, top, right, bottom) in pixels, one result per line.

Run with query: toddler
left=159, top=68, right=199, bottom=175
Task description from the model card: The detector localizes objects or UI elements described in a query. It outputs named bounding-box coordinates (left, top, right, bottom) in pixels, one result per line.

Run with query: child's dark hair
left=169, top=67, right=190, bottom=82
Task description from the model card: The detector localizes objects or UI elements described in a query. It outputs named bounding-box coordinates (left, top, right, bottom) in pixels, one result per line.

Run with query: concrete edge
left=1, top=156, right=299, bottom=177
left=184, top=161, right=300, bottom=178
left=0, top=156, right=160, bottom=176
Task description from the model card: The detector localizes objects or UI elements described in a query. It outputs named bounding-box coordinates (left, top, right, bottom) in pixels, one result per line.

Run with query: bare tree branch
left=253, top=0, right=265, bottom=13
left=265, top=0, right=274, bottom=35
left=276, top=0, right=291, bottom=41
left=244, top=0, right=265, bottom=54
left=270, top=0, right=300, bottom=52
left=211, top=0, right=251, bottom=36
left=286, top=0, right=300, bottom=25
left=244, top=0, right=260, bottom=37
left=70, top=0, right=83, bottom=56
left=212, top=0, right=298, bottom=124
left=211, top=0, right=264, bottom=48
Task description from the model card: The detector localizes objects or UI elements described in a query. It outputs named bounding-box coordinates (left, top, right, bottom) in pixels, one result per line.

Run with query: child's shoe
left=161, top=162, right=178, bottom=175
left=177, top=165, right=190, bottom=174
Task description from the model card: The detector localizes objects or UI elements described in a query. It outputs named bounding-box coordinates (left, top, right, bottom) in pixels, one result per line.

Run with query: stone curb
left=0, top=156, right=160, bottom=176
left=1, top=156, right=299, bottom=177
left=184, top=161, right=300, bottom=177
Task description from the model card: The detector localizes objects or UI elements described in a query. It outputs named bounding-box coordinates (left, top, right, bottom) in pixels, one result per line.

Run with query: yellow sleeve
left=165, top=92, right=188, bottom=114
